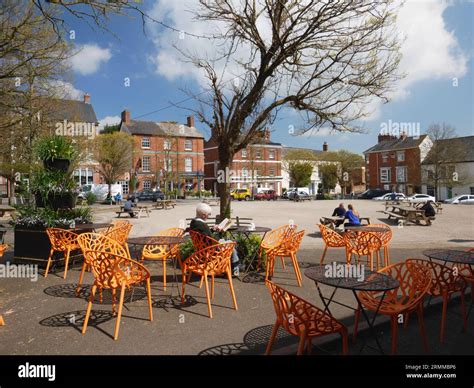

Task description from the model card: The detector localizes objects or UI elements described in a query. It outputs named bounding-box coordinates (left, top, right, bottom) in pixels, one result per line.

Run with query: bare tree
left=184, top=0, right=403, bottom=217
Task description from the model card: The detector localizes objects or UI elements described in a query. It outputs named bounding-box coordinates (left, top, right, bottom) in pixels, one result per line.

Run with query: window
left=241, top=149, right=247, bottom=158
left=73, top=168, right=93, bottom=186
left=164, top=139, right=172, bottom=150
left=380, top=167, right=391, bottom=183
left=381, top=153, right=388, bottom=163
left=164, top=158, right=172, bottom=172
left=269, top=167, right=275, bottom=176
left=143, top=180, right=151, bottom=190
left=365, top=155, right=369, bottom=164
left=184, top=139, right=192, bottom=151
left=396, top=166, right=407, bottom=183
left=427, top=186, right=435, bottom=196
left=241, top=168, right=248, bottom=177
left=119, top=180, right=129, bottom=195
left=269, top=150, right=275, bottom=159
left=141, top=137, right=150, bottom=149
left=185, top=158, right=192, bottom=172
left=256, top=149, right=262, bottom=159
left=397, top=151, right=405, bottom=162
left=470, top=187, right=474, bottom=195
left=142, top=156, right=150, bottom=172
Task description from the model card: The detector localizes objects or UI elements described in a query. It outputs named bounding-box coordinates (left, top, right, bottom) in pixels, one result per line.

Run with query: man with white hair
left=189, top=203, right=241, bottom=276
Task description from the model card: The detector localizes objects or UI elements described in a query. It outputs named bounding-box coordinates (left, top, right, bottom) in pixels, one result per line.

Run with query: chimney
left=400, top=132, right=407, bottom=140
left=263, top=128, right=270, bottom=143
left=121, top=109, right=130, bottom=125
left=187, top=115, right=195, bottom=128
left=83, top=93, right=90, bottom=104
left=323, top=142, right=328, bottom=152
left=378, top=134, right=397, bottom=143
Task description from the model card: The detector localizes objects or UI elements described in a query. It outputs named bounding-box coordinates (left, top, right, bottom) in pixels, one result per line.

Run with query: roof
left=43, top=99, right=98, bottom=123
left=121, top=120, right=204, bottom=138
left=282, top=146, right=325, bottom=158
left=363, top=135, right=428, bottom=154
left=422, top=136, right=474, bottom=164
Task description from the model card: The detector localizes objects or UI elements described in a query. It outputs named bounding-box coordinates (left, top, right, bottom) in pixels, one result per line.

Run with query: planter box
left=43, top=158, right=70, bottom=172
left=35, top=193, right=77, bottom=210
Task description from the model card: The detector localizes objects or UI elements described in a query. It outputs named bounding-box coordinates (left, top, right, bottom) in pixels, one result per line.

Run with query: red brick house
left=363, top=134, right=432, bottom=195
left=204, top=130, right=283, bottom=195
left=119, top=110, right=205, bottom=194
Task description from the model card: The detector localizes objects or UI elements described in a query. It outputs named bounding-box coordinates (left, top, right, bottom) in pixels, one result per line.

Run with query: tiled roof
left=282, top=146, right=325, bottom=157
left=422, top=136, right=474, bottom=164
left=121, top=120, right=204, bottom=138
left=363, top=135, right=428, bottom=153
left=43, top=99, right=98, bottom=123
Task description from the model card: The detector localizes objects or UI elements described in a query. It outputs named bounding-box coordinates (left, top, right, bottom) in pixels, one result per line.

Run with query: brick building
left=363, top=134, right=432, bottom=195
left=204, top=130, right=283, bottom=195
left=119, top=110, right=205, bottom=194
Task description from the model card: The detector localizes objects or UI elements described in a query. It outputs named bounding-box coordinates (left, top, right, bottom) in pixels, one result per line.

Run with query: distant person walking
left=344, top=204, right=361, bottom=227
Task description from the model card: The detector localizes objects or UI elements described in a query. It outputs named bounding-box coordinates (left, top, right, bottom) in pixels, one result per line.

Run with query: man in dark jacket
left=420, top=201, right=436, bottom=218
left=331, top=203, right=346, bottom=227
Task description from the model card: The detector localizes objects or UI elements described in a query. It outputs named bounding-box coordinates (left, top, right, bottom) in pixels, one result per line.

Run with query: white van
left=78, top=184, right=122, bottom=201
left=287, top=187, right=310, bottom=195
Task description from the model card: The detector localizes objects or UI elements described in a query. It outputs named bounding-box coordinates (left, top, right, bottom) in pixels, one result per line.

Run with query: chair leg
left=111, top=289, right=117, bottom=315
left=76, top=262, right=87, bottom=295
left=297, top=333, right=306, bottom=355
left=280, top=256, right=286, bottom=271
left=211, top=275, right=215, bottom=299
left=417, top=303, right=429, bottom=353
left=265, top=321, right=280, bottom=355
left=44, top=249, right=55, bottom=278
left=63, top=249, right=71, bottom=280
left=114, top=284, right=126, bottom=340
left=226, top=267, right=238, bottom=311
left=440, top=293, right=448, bottom=343
left=291, top=253, right=302, bottom=287
left=0, top=315, right=4, bottom=326
left=146, top=278, right=153, bottom=321
left=341, top=328, right=349, bottom=355
left=203, top=272, right=213, bottom=318
left=307, top=338, right=313, bottom=355
left=162, top=259, right=167, bottom=291
left=181, top=270, right=187, bottom=304
left=391, top=316, right=399, bottom=355
left=460, top=290, right=468, bottom=332
left=320, top=245, right=328, bottom=264
left=199, top=275, right=203, bottom=288
left=384, top=245, right=390, bottom=267
left=353, top=307, right=360, bottom=343
left=82, top=284, right=97, bottom=335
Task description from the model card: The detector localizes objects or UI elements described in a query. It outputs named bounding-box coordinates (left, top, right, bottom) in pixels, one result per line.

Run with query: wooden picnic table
left=382, top=204, right=432, bottom=225
left=320, top=216, right=371, bottom=227
left=153, top=199, right=177, bottom=210
left=117, top=205, right=151, bottom=218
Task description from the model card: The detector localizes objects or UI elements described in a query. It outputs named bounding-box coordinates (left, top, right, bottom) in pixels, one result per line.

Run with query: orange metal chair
left=353, top=261, right=432, bottom=354
left=343, top=230, right=382, bottom=271
left=82, top=249, right=153, bottom=340
left=260, top=224, right=297, bottom=269
left=265, top=281, right=348, bottom=355
left=319, top=224, right=345, bottom=264
left=181, top=242, right=237, bottom=318
left=45, top=228, right=80, bottom=279
left=368, top=224, right=392, bottom=268
left=406, top=258, right=467, bottom=343
left=76, top=233, right=130, bottom=296
left=266, top=230, right=305, bottom=287
left=0, top=244, right=6, bottom=326
left=189, top=230, right=220, bottom=287
left=141, top=227, right=184, bottom=290
left=104, top=221, right=132, bottom=257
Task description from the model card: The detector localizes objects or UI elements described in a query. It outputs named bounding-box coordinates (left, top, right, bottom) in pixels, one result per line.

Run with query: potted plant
left=30, top=169, right=79, bottom=210
left=34, top=134, right=76, bottom=172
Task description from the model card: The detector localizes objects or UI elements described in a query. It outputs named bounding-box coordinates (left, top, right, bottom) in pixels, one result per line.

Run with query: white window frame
left=119, top=180, right=129, bottom=195
left=185, top=158, right=192, bottom=172
left=143, top=180, right=152, bottom=190
left=142, top=156, right=151, bottom=172
left=164, top=158, right=172, bottom=172
left=397, top=151, right=405, bottom=162
left=164, top=139, right=172, bottom=150
left=241, top=149, right=247, bottom=158
left=184, top=139, right=193, bottom=151
left=141, top=137, right=150, bottom=149
left=396, top=166, right=407, bottom=183
left=256, top=149, right=262, bottom=159
left=380, top=167, right=391, bottom=183
left=269, top=150, right=275, bottom=159
left=382, top=153, right=388, bottom=163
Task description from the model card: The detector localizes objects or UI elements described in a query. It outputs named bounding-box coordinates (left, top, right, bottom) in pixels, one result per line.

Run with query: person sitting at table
left=420, top=200, right=436, bottom=218
left=331, top=203, right=346, bottom=227
left=189, top=203, right=241, bottom=277
left=114, top=192, right=123, bottom=205
left=344, top=204, right=360, bottom=227
left=123, top=197, right=136, bottom=218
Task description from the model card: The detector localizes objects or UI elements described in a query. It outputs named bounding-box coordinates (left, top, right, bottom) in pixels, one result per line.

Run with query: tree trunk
left=218, top=145, right=233, bottom=219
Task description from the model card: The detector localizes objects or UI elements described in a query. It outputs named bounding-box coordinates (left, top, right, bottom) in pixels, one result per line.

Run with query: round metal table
left=305, top=264, right=399, bottom=354
left=423, top=249, right=474, bottom=265
left=73, top=223, right=113, bottom=231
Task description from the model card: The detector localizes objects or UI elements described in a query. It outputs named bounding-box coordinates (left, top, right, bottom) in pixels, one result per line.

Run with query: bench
left=117, top=206, right=150, bottom=218
left=153, top=200, right=176, bottom=210
left=116, top=210, right=139, bottom=218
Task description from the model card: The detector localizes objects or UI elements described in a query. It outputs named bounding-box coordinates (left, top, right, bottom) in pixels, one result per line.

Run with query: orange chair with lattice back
left=181, top=242, right=237, bottom=318
left=104, top=221, right=132, bottom=257
left=265, top=281, right=348, bottom=355
left=260, top=224, right=297, bottom=270
left=189, top=230, right=220, bottom=288
left=353, top=261, right=432, bottom=354
left=0, top=244, right=6, bottom=326
left=141, top=227, right=184, bottom=290
left=406, top=258, right=467, bottom=343
left=76, top=233, right=130, bottom=296
left=368, top=224, right=392, bottom=268
left=343, top=230, right=382, bottom=271
left=458, top=248, right=474, bottom=323
left=82, top=249, right=153, bottom=340
left=44, top=228, right=80, bottom=279
left=319, top=224, right=345, bottom=264
left=266, top=230, right=305, bottom=287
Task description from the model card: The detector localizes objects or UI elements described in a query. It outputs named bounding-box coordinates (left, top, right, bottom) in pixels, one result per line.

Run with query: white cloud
left=48, top=80, right=84, bottom=100
left=98, top=115, right=121, bottom=131
left=70, top=44, right=112, bottom=76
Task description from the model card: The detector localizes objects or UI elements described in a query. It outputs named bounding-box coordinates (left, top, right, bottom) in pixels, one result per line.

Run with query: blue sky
left=63, top=0, right=473, bottom=154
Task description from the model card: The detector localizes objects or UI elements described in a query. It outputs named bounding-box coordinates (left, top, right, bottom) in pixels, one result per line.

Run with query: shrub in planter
left=34, top=134, right=76, bottom=163
left=85, top=192, right=97, bottom=205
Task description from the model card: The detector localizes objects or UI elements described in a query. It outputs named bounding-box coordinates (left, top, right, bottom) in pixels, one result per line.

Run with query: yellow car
left=231, top=188, right=252, bottom=201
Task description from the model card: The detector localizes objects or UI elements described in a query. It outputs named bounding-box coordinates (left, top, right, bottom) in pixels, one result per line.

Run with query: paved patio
left=0, top=200, right=473, bottom=355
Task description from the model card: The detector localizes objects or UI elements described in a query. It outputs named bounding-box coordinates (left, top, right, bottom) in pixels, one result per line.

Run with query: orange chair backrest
left=189, top=230, right=219, bottom=251
left=105, top=222, right=132, bottom=245
left=266, top=281, right=339, bottom=336
left=143, top=228, right=184, bottom=257
left=343, top=230, right=382, bottom=256
left=368, top=224, right=392, bottom=245
left=319, top=224, right=345, bottom=247
left=46, top=228, right=79, bottom=251
left=184, top=242, right=235, bottom=275
left=0, top=244, right=7, bottom=257
left=85, top=250, right=150, bottom=290
left=77, top=233, right=129, bottom=265
left=262, top=224, right=297, bottom=250
left=279, top=230, right=305, bottom=253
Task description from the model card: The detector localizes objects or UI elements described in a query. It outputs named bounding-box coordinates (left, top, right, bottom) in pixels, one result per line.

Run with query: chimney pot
left=323, top=142, right=328, bottom=152
left=187, top=115, right=195, bottom=127
left=121, top=109, right=130, bottom=125
left=83, top=93, right=90, bottom=104
left=263, top=128, right=270, bottom=142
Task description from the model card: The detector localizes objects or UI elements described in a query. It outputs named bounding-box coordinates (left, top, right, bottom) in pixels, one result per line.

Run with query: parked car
left=444, top=194, right=474, bottom=205
left=357, top=189, right=390, bottom=200
left=406, top=194, right=436, bottom=203
left=129, top=189, right=165, bottom=202
left=230, top=188, right=252, bottom=201
left=373, top=193, right=406, bottom=201
left=288, top=190, right=311, bottom=201
left=254, top=189, right=278, bottom=201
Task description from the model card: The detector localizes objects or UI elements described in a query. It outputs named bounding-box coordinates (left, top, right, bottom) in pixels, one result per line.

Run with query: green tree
left=319, top=150, right=364, bottom=194
left=94, top=132, right=133, bottom=197
left=101, top=124, right=120, bottom=134
left=319, top=164, right=339, bottom=193
left=287, top=161, right=314, bottom=187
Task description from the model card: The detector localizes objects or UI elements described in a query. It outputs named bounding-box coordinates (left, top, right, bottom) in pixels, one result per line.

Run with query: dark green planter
left=43, top=158, right=70, bottom=172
